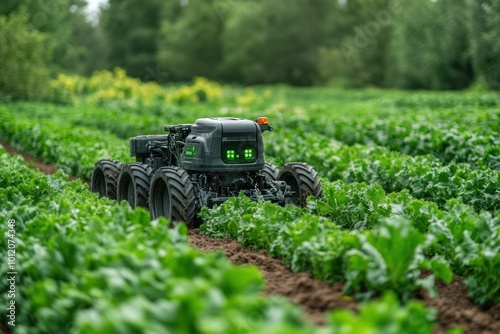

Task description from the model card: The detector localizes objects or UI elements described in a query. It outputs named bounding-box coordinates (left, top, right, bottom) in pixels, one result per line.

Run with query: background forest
left=1, top=0, right=500, bottom=100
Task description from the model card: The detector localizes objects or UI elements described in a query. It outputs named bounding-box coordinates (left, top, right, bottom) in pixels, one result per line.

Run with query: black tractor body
left=91, top=117, right=322, bottom=226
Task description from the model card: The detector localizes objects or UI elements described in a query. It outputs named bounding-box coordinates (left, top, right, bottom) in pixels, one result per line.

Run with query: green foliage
left=0, top=0, right=71, bottom=42
left=4, top=88, right=500, bottom=213
left=334, top=0, right=396, bottom=87
left=430, top=200, right=500, bottom=305
left=2, top=86, right=499, bottom=305
left=308, top=115, right=500, bottom=170
left=46, top=69, right=225, bottom=107
left=327, top=292, right=436, bottom=334
left=0, top=143, right=444, bottom=334
left=0, top=11, right=52, bottom=99
left=464, top=251, right=500, bottom=306
left=2, top=0, right=500, bottom=88
left=389, top=0, right=474, bottom=89
left=101, top=0, right=164, bottom=78
left=0, top=107, right=130, bottom=180
left=266, top=130, right=500, bottom=212
left=158, top=0, right=223, bottom=81
left=200, top=195, right=450, bottom=300
left=221, top=0, right=331, bottom=85
left=0, top=148, right=317, bottom=333
left=344, top=217, right=451, bottom=301
left=60, top=4, right=109, bottom=75
left=312, top=181, right=498, bottom=305
left=200, top=195, right=353, bottom=283
left=315, top=181, right=391, bottom=230
left=201, top=178, right=498, bottom=304
left=0, top=0, right=97, bottom=75
left=467, top=0, right=500, bottom=90
left=314, top=181, right=441, bottom=234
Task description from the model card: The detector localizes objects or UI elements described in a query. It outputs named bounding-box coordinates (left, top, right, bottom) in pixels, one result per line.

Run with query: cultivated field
left=1, top=73, right=499, bottom=333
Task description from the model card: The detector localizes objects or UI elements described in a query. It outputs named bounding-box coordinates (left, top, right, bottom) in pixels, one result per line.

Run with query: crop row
left=201, top=177, right=500, bottom=306
left=276, top=87, right=500, bottom=130
left=1, top=102, right=218, bottom=139
left=314, top=181, right=500, bottom=305
left=0, top=110, right=131, bottom=180
left=265, top=130, right=500, bottom=213
left=45, top=69, right=500, bottom=137
left=0, top=148, right=309, bottom=333
left=0, top=147, right=437, bottom=333
left=303, top=115, right=500, bottom=170
left=201, top=194, right=453, bottom=302
left=1, top=102, right=497, bottom=273
left=9, top=88, right=500, bottom=172
left=377, top=92, right=500, bottom=132
left=264, top=89, right=500, bottom=169
left=2, top=103, right=498, bottom=213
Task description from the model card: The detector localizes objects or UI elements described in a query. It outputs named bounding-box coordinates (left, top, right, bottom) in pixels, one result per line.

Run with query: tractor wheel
left=117, top=162, right=153, bottom=208
left=278, top=162, right=322, bottom=207
left=262, top=161, right=279, bottom=182
left=149, top=167, right=198, bottom=227
left=91, top=159, right=122, bottom=200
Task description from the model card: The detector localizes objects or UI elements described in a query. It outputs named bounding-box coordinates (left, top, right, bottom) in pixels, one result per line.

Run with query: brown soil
left=188, top=228, right=358, bottom=326
left=189, top=229, right=500, bottom=333
left=424, top=278, right=500, bottom=333
left=1, top=140, right=499, bottom=333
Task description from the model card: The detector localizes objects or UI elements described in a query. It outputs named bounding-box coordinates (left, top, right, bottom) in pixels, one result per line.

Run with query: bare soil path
left=188, top=229, right=357, bottom=326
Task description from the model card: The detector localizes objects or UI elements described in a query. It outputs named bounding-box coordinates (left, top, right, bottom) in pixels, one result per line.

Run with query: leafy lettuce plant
left=200, top=194, right=354, bottom=282
left=430, top=199, right=500, bottom=305
left=343, top=216, right=452, bottom=301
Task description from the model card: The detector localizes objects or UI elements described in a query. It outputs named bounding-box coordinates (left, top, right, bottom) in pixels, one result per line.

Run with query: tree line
left=1, top=0, right=500, bottom=99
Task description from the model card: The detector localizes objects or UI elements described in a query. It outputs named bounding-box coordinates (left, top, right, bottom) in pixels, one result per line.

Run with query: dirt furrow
left=188, top=229, right=357, bottom=325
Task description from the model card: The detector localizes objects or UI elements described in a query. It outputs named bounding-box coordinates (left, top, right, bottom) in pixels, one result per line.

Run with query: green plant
left=343, top=216, right=452, bottom=301
left=0, top=148, right=316, bottom=333
left=327, top=292, right=436, bottom=334
left=0, top=11, right=52, bottom=100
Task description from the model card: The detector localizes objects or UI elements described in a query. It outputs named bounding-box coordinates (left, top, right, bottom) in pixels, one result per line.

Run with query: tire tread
left=278, top=162, right=322, bottom=207
left=91, top=159, right=122, bottom=200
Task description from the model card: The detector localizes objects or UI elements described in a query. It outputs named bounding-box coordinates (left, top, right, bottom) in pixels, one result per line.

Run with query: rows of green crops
left=8, top=89, right=500, bottom=169
left=2, top=103, right=498, bottom=212
left=1, top=101, right=499, bottom=305
left=273, top=88, right=500, bottom=132
left=265, top=130, right=499, bottom=213
left=0, top=110, right=131, bottom=180
left=201, top=182, right=500, bottom=306
left=266, top=89, right=500, bottom=170
left=0, top=148, right=438, bottom=333
left=303, top=114, right=500, bottom=170
left=0, top=148, right=305, bottom=333
left=1, top=88, right=499, bottom=331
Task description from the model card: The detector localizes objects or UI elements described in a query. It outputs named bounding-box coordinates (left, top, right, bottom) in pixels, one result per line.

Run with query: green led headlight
left=226, top=149, right=236, bottom=160
left=185, top=146, right=196, bottom=157
left=222, top=141, right=257, bottom=163
left=244, top=148, right=254, bottom=160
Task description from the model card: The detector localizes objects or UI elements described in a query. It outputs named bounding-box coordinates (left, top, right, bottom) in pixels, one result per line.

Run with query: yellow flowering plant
left=47, top=68, right=225, bottom=107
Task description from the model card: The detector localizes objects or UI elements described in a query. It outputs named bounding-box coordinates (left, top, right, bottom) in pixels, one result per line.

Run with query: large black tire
left=149, top=167, right=197, bottom=227
left=117, top=162, right=153, bottom=209
left=262, top=161, right=279, bottom=182
left=91, top=159, right=122, bottom=200
left=278, top=162, right=322, bottom=207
